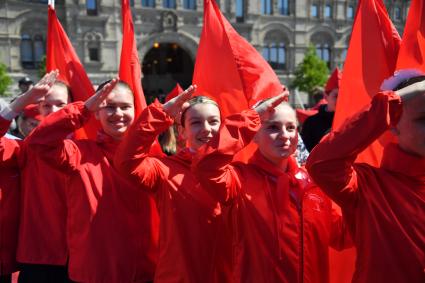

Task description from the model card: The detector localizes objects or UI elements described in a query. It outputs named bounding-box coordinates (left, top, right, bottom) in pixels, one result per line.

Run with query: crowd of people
left=0, top=66, right=424, bottom=283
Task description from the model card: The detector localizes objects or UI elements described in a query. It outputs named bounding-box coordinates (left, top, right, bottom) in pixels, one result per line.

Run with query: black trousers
left=0, top=274, right=12, bottom=283
left=17, top=264, right=73, bottom=283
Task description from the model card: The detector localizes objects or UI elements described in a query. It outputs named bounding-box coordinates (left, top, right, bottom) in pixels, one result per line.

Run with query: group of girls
left=0, top=68, right=424, bottom=283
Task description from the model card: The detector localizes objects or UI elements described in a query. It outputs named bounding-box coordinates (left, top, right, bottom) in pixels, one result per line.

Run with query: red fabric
left=165, top=84, right=184, bottom=102
left=46, top=5, right=98, bottom=140
left=334, top=0, right=400, bottom=167
left=119, top=0, right=146, bottom=116
left=324, top=68, right=342, bottom=94
left=23, top=105, right=42, bottom=121
left=193, top=0, right=283, bottom=116
left=296, top=99, right=327, bottom=124
left=25, top=102, right=157, bottom=283
left=114, top=102, right=225, bottom=283
left=193, top=110, right=350, bottom=283
left=0, top=118, right=20, bottom=275
left=307, top=92, right=425, bottom=283
left=396, top=0, right=425, bottom=71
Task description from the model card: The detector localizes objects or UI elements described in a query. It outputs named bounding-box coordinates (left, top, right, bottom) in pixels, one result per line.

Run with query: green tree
left=291, top=45, right=329, bottom=94
left=0, top=63, right=12, bottom=97
left=38, top=55, right=47, bottom=78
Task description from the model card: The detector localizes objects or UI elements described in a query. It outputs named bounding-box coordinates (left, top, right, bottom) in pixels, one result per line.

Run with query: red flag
left=396, top=0, right=425, bottom=71
left=325, top=68, right=342, bottom=94
left=165, top=84, right=184, bottom=102
left=193, top=0, right=283, bottom=117
left=330, top=1, right=400, bottom=282
left=333, top=0, right=400, bottom=166
left=47, top=5, right=98, bottom=139
left=119, top=0, right=146, bottom=117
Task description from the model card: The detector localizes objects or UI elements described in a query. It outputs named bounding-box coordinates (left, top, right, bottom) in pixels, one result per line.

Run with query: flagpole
left=294, top=89, right=306, bottom=109
left=48, top=0, right=55, bottom=9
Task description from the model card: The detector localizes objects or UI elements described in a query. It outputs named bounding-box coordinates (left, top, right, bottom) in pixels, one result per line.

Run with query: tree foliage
left=38, top=55, right=47, bottom=78
left=291, top=45, right=329, bottom=94
left=0, top=63, right=12, bottom=97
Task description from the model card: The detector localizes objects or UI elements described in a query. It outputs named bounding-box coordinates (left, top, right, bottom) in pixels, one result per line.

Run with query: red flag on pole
left=333, top=0, right=400, bottom=166
left=47, top=5, right=98, bottom=139
left=193, top=0, right=283, bottom=117
left=396, top=0, right=425, bottom=71
left=330, top=1, right=400, bottom=282
left=119, top=0, right=146, bottom=117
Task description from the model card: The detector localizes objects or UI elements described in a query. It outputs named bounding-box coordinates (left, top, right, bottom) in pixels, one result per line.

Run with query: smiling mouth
left=198, top=137, right=211, bottom=143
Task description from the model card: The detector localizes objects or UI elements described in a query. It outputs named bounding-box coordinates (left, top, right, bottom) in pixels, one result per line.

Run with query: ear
left=177, top=124, right=187, bottom=141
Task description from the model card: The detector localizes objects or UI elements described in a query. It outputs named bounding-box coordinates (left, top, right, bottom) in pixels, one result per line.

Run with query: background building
left=0, top=0, right=408, bottom=101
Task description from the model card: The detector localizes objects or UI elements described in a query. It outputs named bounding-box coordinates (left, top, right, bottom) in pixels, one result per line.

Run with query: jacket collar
left=96, top=130, right=120, bottom=161
left=248, top=149, right=298, bottom=178
left=169, top=147, right=193, bottom=166
left=381, top=143, right=425, bottom=180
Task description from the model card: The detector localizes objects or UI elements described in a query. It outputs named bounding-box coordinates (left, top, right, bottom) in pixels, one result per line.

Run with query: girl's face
left=96, top=85, right=135, bottom=140
left=254, top=104, right=298, bottom=165
left=181, top=103, right=221, bottom=150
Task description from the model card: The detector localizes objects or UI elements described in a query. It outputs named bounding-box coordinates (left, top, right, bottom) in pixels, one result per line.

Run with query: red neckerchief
left=381, top=143, right=425, bottom=182
left=96, top=130, right=120, bottom=162
left=168, top=147, right=193, bottom=167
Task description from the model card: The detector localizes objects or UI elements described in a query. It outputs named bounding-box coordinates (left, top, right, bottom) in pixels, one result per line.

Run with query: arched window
left=311, top=32, right=333, bottom=68
left=163, top=0, right=176, bottom=9
left=142, top=0, right=155, bottom=7
left=324, top=3, right=332, bottom=18
left=316, top=44, right=331, bottom=67
left=279, top=0, right=289, bottom=15
left=20, top=34, right=45, bottom=69
left=263, top=30, right=288, bottom=70
left=347, top=4, right=354, bottom=19
left=236, top=0, right=245, bottom=22
left=86, top=0, right=98, bottom=15
left=394, top=6, right=401, bottom=20
left=261, top=0, right=273, bottom=15
left=182, top=0, right=196, bottom=10
left=311, top=3, right=319, bottom=17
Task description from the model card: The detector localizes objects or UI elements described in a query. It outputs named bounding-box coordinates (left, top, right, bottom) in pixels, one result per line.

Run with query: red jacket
left=307, top=92, right=425, bottom=283
left=26, top=102, right=158, bottom=283
left=0, top=117, right=20, bottom=275
left=114, top=102, right=226, bottom=283
left=193, top=109, right=348, bottom=283
left=17, top=122, right=69, bottom=265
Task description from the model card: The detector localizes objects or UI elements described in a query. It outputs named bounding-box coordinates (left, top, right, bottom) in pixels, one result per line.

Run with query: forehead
left=106, top=85, right=134, bottom=104
left=267, top=104, right=297, bottom=123
left=45, top=84, right=69, bottom=101
left=185, top=103, right=220, bottom=119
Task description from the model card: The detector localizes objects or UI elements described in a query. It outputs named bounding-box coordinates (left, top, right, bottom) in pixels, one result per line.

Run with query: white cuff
left=0, top=103, right=20, bottom=120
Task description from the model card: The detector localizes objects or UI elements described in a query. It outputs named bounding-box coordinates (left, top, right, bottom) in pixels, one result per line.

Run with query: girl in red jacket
left=193, top=94, right=349, bottom=283
left=114, top=87, right=230, bottom=283
left=26, top=79, right=158, bottom=283
left=307, top=70, right=425, bottom=283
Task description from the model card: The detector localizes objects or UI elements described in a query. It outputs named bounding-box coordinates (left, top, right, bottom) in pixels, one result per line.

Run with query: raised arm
left=194, top=94, right=288, bottom=203
left=306, top=91, right=402, bottom=208
left=114, top=85, right=195, bottom=190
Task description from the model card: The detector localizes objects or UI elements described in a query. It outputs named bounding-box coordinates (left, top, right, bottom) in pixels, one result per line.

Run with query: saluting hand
left=254, top=90, right=289, bottom=121
left=10, top=70, right=59, bottom=113
left=84, top=78, right=119, bottom=112
left=163, top=84, right=197, bottom=120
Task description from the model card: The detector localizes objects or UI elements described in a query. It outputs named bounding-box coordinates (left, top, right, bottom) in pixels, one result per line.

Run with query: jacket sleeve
left=193, top=109, right=261, bottom=204
left=24, top=102, right=91, bottom=171
left=114, top=101, right=173, bottom=191
left=306, top=91, right=402, bottom=209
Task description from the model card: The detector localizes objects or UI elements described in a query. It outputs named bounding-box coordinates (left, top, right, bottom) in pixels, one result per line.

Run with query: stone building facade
left=0, top=0, right=408, bottom=99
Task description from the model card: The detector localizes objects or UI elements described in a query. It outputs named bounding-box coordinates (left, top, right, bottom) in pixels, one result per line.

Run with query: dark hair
left=393, top=76, right=425, bottom=91
left=53, top=80, right=73, bottom=102
left=180, top=96, right=220, bottom=127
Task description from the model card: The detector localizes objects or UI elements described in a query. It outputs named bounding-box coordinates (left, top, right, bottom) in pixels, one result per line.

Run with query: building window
left=130, top=0, right=134, bottom=6
left=236, top=0, right=244, bottom=22
left=263, top=43, right=287, bottom=70
left=86, top=0, right=98, bottom=15
left=88, top=48, right=100, bottom=61
left=394, top=6, right=401, bottom=20
left=311, top=4, right=318, bottom=17
left=316, top=44, right=331, bottom=68
left=324, top=4, right=332, bottom=18
left=347, top=4, right=354, bottom=19
left=163, top=0, right=176, bottom=8
left=279, top=0, right=289, bottom=15
left=182, top=0, right=196, bottom=10
left=142, top=0, right=155, bottom=7
left=84, top=32, right=102, bottom=63
left=20, top=34, right=45, bottom=69
left=261, top=0, right=273, bottom=15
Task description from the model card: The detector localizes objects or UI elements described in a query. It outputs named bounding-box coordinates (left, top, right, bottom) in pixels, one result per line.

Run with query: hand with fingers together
left=254, top=93, right=289, bottom=121
left=163, top=85, right=197, bottom=120
left=85, top=78, right=119, bottom=112
left=10, top=70, right=60, bottom=113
